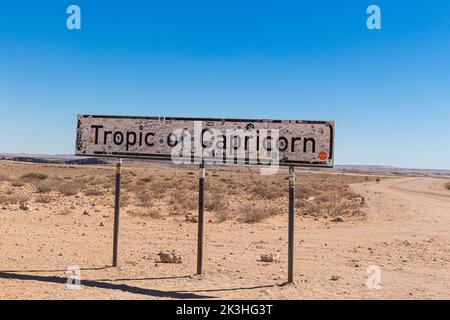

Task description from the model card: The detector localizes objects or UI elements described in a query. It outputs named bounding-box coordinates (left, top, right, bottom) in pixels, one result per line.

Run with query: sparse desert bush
left=35, top=181, right=53, bottom=193
left=88, top=177, right=110, bottom=186
left=10, top=180, right=25, bottom=187
left=294, top=179, right=366, bottom=220
left=140, top=177, right=152, bottom=183
left=445, top=182, right=450, bottom=191
left=215, top=209, right=235, bottom=223
left=20, top=172, right=48, bottom=181
left=239, top=203, right=278, bottom=223
left=205, top=196, right=227, bottom=212
left=0, top=194, right=30, bottom=205
left=328, top=199, right=364, bottom=218
left=0, top=174, right=12, bottom=182
left=84, top=187, right=105, bottom=196
left=123, top=181, right=142, bottom=193
left=150, top=181, right=171, bottom=199
left=129, top=207, right=162, bottom=219
left=58, top=182, right=81, bottom=196
left=74, top=176, right=91, bottom=184
left=168, top=191, right=197, bottom=211
left=35, top=194, right=53, bottom=203
left=298, top=192, right=365, bottom=219
left=251, top=183, right=284, bottom=200
left=137, top=191, right=154, bottom=207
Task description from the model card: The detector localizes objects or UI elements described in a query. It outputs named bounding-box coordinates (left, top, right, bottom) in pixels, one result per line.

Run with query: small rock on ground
left=260, top=253, right=280, bottom=263
left=158, top=250, right=182, bottom=263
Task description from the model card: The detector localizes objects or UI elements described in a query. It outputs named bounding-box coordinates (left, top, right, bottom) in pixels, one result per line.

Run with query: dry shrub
left=296, top=182, right=365, bottom=219
left=35, top=181, right=53, bottom=193
left=251, top=183, right=284, bottom=200
left=445, top=182, right=450, bottom=191
left=215, top=209, right=235, bottom=223
left=84, top=187, right=105, bottom=196
left=0, top=174, right=11, bottom=182
left=168, top=191, right=197, bottom=211
left=74, top=176, right=91, bottom=184
left=137, top=191, right=154, bottom=207
left=150, top=181, right=171, bottom=199
left=139, top=177, right=152, bottom=183
left=88, top=176, right=109, bottom=186
left=0, top=194, right=30, bottom=205
left=239, top=203, right=279, bottom=223
left=129, top=207, right=162, bottom=219
left=10, top=180, right=25, bottom=187
left=20, top=172, right=48, bottom=181
left=205, top=196, right=226, bottom=212
left=58, top=182, right=81, bottom=196
left=35, top=194, right=53, bottom=204
left=124, top=181, right=142, bottom=193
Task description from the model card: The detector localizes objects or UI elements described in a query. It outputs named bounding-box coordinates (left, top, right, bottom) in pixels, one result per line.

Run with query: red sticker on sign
left=318, top=151, right=328, bottom=160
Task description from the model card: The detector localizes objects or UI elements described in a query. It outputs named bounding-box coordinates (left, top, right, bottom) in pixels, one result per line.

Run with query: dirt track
left=1, top=175, right=449, bottom=299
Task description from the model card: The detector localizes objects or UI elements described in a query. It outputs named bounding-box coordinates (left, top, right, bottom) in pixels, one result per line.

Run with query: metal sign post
left=112, top=158, right=122, bottom=267
left=197, top=162, right=205, bottom=275
left=288, top=166, right=295, bottom=283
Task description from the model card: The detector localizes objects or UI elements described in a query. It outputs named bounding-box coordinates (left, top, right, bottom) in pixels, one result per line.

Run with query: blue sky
left=0, top=1, right=449, bottom=169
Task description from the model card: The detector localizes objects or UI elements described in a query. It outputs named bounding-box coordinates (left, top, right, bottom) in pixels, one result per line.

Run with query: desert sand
left=0, top=161, right=449, bottom=299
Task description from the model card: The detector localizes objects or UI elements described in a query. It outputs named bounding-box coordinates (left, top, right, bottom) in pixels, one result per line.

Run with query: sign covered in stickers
left=75, top=115, right=335, bottom=167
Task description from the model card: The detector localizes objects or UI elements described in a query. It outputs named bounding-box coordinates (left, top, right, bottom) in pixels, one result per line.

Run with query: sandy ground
left=1, top=169, right=449, bottom=299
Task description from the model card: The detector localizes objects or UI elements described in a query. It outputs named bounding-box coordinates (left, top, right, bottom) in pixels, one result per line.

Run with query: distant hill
left=334, top=165, right=450, bottom=177
left=0, top=153, right=108, bottom=165
left=1, top=153, right=449, bottom=177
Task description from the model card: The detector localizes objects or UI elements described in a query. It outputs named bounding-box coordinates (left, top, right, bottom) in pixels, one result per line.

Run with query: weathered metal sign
left=75, top=115, right=334, bottom=167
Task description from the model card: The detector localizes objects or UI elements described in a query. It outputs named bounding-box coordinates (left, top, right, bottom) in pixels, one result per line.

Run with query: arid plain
left=0, top=160, right=449, bottom=299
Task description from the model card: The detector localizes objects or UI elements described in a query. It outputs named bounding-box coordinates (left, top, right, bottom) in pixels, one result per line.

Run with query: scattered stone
left=83, top=210, right=90, bottom=216
left=260, top=253, right=280, bottom=263
left=185, top=214, right=198, bottom=223
left=158, top=250, right=182, bottom=263
left=331, top=216, right=344, bottom=222
left=19, top=204, right=30, bottom=211
left=330, top=275, right=341, bottom=281
left=99, top=222, right=104, bottom=227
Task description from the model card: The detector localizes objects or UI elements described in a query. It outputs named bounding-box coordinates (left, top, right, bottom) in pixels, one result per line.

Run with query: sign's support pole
left=288, top=165, right=295, bottom=283
left=197, top=161, right=205, bottom=275
left=112, top=158, right=122, bottom=267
